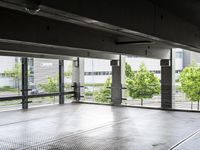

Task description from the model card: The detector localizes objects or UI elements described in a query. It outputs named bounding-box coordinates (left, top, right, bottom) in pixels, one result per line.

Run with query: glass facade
left=122, top=56, right=161, bottom=108
left=84, top=58, right=112, bottom=103
left=28, top=58, right=59, bottom=107
left=0, top=48, right=200, bottom=111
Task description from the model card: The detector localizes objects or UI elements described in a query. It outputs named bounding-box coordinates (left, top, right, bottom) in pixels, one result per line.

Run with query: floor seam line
left=168, top=128, right=200, bottom=150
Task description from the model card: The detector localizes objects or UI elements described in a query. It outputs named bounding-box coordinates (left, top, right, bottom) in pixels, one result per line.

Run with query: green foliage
left=64, top=63, right=72, bottom=78
left=39, top=76, right=59, bottom=93
left=64, top=71, right=72, bottom=78
left=84, top=83, right=104, bottom=87
left=64, top=83, right=72, bottom=91
left=0, top=86, right=18, bottom=92
left=94, top=77, right=112, bottom=103
left=179, top=62, right=200, bottom=102
left=85, top=91, right=93, bottom=96
left=93, top=63, right=160, bottom=104
left=126, top=63, right=160, bottom=101
left=4, top=63, right=23, bottom=95
left=125, top=62, right=135, bottom=79
left=4, top=63, right=21, bottom=80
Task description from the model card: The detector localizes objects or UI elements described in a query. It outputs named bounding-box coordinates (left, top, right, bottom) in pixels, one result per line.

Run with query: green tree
left=39, top=76, right=59, bottom=102
left=179, top=62, right=200, bottom=110
left=125, top=62, right=135, bottom=79
left=39, top=76, right=58, bottom=93
left=64, top=63, right=72, bottom=78
left=4, top=63, right=22, bottom=95
left=126, top=63, right=160, bottom=106
left=125, top=62, right=135, bottom=98
left=64, top=63, right=73, bottom=91
left=94, top=77, right=112, bottom=103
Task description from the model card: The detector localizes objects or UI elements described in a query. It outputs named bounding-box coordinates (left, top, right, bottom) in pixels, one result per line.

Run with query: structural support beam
left=0, top=7, right=170, bottom=60
left=59, top=60, right=65, bottom=104
left=160, top=50, right=175, bottom=109
left=0, top=0, right=199, bottom=52
left=0, top=39, right=169, bottom=60
left=21, top=57, right=29, bottom=109
left=111, top=60, right=122, bottom=105
left=72, top=58, right=84, bottom=101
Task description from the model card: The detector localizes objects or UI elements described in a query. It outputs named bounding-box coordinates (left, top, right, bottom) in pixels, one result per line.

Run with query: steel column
left=21, top=57, right=29, bottom=109
left=59, top=60, right=65, bottom=104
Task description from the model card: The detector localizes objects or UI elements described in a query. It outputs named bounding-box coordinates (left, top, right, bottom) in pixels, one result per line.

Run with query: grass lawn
left=0, top=86, right=18, bottom=92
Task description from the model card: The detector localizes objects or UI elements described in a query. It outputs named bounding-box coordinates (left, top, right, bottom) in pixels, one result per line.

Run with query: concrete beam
left=0, top=0, right=199, bottom=53
left=41, top=0, right=200, bottom=52
left=0, top=39, right=119, bottom=60
left=0, top=7, right=170, bottom=59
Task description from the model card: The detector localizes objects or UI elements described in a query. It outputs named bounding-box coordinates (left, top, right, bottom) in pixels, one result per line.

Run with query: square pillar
left=22, top=57, right=28, bottom=109
left=59, top=60, right=65, bottom=104
left=111, top=59, right=122, bottom=105
left=120, top=55, right=126, bottom=99
left=160, top=50, right=175, bottom=109
left=72, top=57, right=84, bottom=101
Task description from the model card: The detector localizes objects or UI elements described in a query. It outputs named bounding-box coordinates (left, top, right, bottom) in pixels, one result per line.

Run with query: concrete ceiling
left=0, top=0, right=199, bottom=59
left=149, top=0, right=200, bottom=26
left=42, top=0, right=200, bottom=27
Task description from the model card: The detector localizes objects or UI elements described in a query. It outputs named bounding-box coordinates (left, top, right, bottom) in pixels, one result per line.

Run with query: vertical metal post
left=73, top=82, right=81, bottom=101
left=59, top=60, right=65, bottom=104
left=22, top=57, right=28, bottom=109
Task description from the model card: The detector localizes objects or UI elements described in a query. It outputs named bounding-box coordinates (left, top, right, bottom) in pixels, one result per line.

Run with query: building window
left=176, top=52, right=183, bottom=58
left=84, top=71, right=112, bottom=76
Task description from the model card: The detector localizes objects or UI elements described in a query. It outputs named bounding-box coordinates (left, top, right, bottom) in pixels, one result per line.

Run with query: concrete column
left=72, top=57, right=84, bottom=101
left=120, top=55, right=126, bottom=100
left=22, top=57, right=28, bottom=109
left=160, top=50, right=175, bottom=109
left=111, top=59, right=122, bottom=105
left=59, top=60, right=65, bottom=104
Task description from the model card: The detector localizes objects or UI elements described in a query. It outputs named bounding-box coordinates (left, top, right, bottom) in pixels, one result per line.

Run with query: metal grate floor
left=0, top=103, right=200, bottom=150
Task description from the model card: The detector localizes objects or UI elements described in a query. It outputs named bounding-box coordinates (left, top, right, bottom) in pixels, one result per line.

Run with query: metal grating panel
left=0, top=104, right=200, bottom=149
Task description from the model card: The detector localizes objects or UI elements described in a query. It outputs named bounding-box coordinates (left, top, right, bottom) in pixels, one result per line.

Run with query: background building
left=183, top=50, right=200, bottom=67
left=0, top=56, right=20, bottom=88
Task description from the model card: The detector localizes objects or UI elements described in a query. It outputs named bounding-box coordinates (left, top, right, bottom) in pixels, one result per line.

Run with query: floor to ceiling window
left=84, top=58, right=112, bottom=103
left=0, top=56, right=22, bottom=111
left=122, top=56, right=161, bottom=108
left=28, top=58, right=60, bottom=107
